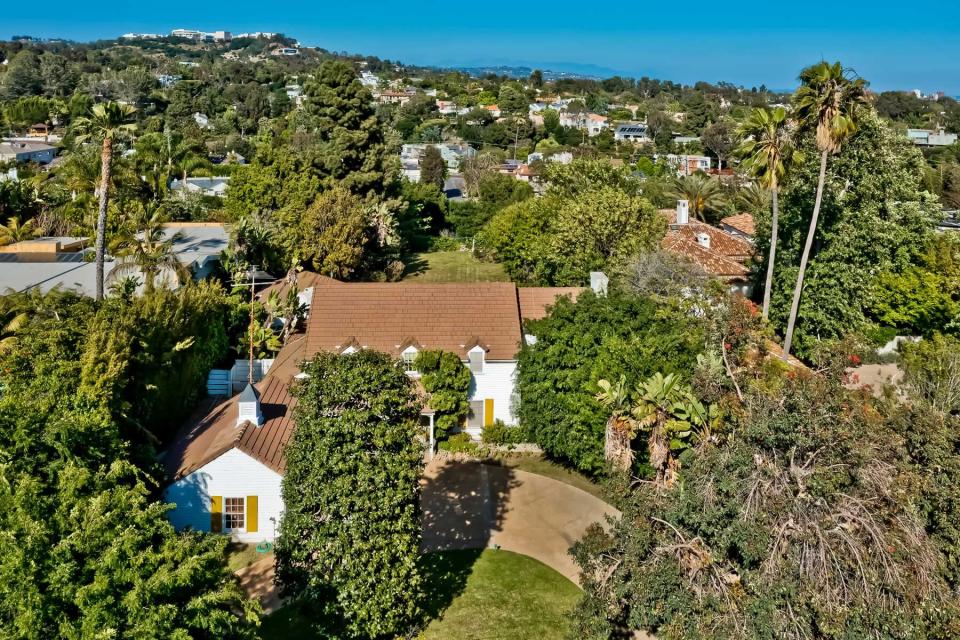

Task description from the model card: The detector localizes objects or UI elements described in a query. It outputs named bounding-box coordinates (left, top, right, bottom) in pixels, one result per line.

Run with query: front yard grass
left=488, top=452, right=607, bottom=502
left=402, top=251, right=508, bottom=283
left=226, top=542, right=272, bottom=572
left=258, top=549, right=580, bottom=640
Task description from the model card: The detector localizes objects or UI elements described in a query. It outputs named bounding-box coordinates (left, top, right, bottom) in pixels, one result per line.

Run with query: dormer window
left=341, top=346, right=358, bottom=355
left=402, top=346, right=419, bottom=374
left=468, top=345, right=485, bottom=375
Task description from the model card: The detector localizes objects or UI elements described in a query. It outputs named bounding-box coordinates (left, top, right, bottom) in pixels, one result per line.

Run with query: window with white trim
left=402, top=346, right=419, bottom=374
left=224, top=497, right=245, bottom=531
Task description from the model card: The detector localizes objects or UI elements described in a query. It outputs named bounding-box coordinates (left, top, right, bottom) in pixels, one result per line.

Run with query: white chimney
left=676, top=200, right=689, bottom=225
left=590, top=271, right=609, bottom=296
left=237, top=383, right=263, bottom=427
left=696, top=232, right=711, bottom=249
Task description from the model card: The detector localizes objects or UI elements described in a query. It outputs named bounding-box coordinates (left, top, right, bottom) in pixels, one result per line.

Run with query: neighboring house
left=0, top=140, right=56, bottom=164
left=193, top=112, right=211, bottom=129
left=400, top=143, right=476, bottom=175
left=359, top=71, right=380, bottom=88
left=0, top=224, right=228, bottom=295
left=436, top=100, right=458, bottom=114
left=907, top=127, right=958, bottom=147
left=483, top=104, right=502, bottom=118
left=661, top=201, right=755, bottom=294
left=163, top=277, right=597, bottom=541
left=719, top=213, right=755, bottom=241
left=559, top=112, right=608, bottom=136
left=376, top=91, right=414, bottom=105
left=655, top=153, right=712, bottom=176
left=614, top=123, right=650, bottom=143
left=170, top=176, right=230, bottom=197
left=272, top=48, right=300, bottom=56
left=156, top=74, right=182, bottom=88
left=940, top=209, right=960, bottom=232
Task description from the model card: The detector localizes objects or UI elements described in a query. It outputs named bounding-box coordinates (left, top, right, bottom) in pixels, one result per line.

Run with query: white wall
left=165, top=448, right=284, bottom=542
left=465, top=360, right=517, bottom=436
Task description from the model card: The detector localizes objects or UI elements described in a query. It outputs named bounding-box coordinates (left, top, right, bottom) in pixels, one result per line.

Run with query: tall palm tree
left=134, top=128, right=209, bottom=196
left=781, top=62, right=868, bottom=359
left=0, top=216, right=38, bottom=246
left=73, top=101, right=138, bottom=301
left=737, top=107, right=802, bottom=321
left=108, top=202, right=188, bottom=293
left=667, top=172, right=726, bottom=222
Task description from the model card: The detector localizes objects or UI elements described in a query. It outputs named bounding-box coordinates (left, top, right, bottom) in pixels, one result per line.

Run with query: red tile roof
left=720, top=213, right=756, bottom=237
left=305, top=281, right=524, bottom=361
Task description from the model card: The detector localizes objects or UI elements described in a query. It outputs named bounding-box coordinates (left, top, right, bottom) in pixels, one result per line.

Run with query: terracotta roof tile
left=720, top=213, right=756, bottom=237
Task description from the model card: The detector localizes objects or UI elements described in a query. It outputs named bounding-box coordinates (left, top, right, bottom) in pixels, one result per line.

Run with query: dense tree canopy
left=763, top=112, right=942, bottom=357
left=518, top=290, right=704, bottom=473
left=276, top=350, right=425, bottom=638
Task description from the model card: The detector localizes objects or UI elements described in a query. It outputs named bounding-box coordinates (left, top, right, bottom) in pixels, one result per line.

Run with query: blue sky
left=5, top=1, right=960, bottom=93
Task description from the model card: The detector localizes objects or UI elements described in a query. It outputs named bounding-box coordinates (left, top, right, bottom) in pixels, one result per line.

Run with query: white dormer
left=341, top=346, right=358, bottom=355
left=696, top=232, right=711, bottom=249
left=401, top=345, right=419, bottom=375
left=237, top=383, right=263, bottom=427
left=468, top=345, right=485, bottom=375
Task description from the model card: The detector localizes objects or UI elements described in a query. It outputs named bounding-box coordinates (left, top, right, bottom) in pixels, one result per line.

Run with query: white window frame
left=223, top=496, right=246, bottom=533
left=402, top=346, right=419, bottom=375
left=468, top=345, right=485, bottom=375
left=341, top=346, right=358, bottom=355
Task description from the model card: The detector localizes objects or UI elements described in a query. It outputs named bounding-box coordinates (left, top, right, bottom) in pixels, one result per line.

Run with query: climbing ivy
left=415, top=350, right=471, bottom=438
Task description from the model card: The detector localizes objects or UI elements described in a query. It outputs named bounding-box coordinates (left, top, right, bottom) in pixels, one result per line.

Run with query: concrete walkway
left=238, top=459, right=621, bottom=612
left=421, top=459, right=620, bottom=585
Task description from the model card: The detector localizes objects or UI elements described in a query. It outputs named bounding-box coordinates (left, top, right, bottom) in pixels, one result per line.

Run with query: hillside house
left=0, top=140, right=56, bottom=164
left=661, top=201, right=755, bottom=294
left=163, top=278, right=595, bottom=541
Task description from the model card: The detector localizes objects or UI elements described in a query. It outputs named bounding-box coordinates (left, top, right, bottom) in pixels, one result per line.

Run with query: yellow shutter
left=484, top=399, right=494, bottom=427
left=210, top=495, right=223, bottom=533
left=246, top=496, right=258, bottom=533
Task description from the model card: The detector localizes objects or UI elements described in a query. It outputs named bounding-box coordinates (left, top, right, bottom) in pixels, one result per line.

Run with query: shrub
left=415, top=350, right=471, bottom=439
left=438, top=432, right=479, bottom=455
left=481, top=420, right=528, bottom=445
left=429, top=234, right=461, bottom=252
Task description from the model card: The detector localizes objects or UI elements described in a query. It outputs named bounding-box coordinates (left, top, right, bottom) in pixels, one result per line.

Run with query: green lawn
left=259, top=550, right=580, bottom=640
left=489, top=453, right=607, bottom=502
left=402, top=251, right=508, bottom=283
left=226, top=542, right=273, bottom=572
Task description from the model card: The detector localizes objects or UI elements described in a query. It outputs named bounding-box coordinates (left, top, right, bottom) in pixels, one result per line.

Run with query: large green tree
left=781, top=61, right=869, bottom=359
left=572, top=373, right=960, bottom=640
left=276, top=350, right=425, bottom=638
left=768, top=110, right=941, bottom=357
left=303, top=60, right=392, bottom=195
left=518, top=291, right=704, bottom=474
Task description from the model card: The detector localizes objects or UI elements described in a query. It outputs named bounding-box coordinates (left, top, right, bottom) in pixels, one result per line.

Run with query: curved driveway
left=420, top=458, right=620, bottom=585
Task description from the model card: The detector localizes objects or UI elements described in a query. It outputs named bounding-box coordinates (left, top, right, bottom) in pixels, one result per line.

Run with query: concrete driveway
left=239, top=458, right=620, bottom=612
left=421, top=459, right=620, bottom=585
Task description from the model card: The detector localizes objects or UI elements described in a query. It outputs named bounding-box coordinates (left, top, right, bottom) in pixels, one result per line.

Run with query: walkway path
left=239, top=458, right=621, bottom=613
left=421, top=458, right=620, bottom=585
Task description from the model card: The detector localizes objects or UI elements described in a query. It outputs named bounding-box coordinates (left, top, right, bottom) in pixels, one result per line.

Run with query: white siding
left=165, top=448, right=284, bottom=542
left=465, top=360, right=517, bottom=437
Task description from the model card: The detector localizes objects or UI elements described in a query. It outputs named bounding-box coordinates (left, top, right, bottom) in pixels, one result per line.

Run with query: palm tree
left=595, top=376, right=636, bottom=472
left=667, top=172, right=726, bottom=222
left=73, top=101, right=138, bottom=301
left=0, top=216, right=38, bottom=246
left=737, top=107, right=802, bottom=321
left=134, top=128, right=209, bottom=196
left=0, top=306, right=28, bottom=355
left=781, top=62, right=868, bottom=359
left=108, top=202, right=188, bottom=293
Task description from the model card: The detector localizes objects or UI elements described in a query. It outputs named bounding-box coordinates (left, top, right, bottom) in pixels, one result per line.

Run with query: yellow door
left=484, top=399, right=494, bottom=427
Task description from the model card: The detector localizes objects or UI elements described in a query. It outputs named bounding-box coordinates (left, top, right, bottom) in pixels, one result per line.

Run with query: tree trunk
left=648, top=421, right=670, bottom=487
left=761, top=182, right=779, bottom=320
left=94, top=137, right=114, bottom=301
left=782, top=150, right=828, bottom=359
left=604, top=417, right=633, bottom=472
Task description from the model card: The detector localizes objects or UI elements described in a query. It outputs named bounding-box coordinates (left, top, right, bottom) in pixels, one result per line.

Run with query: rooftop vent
left=237, top=383, right=263, bottom=427
left=696, top=232, right=711, bottom=249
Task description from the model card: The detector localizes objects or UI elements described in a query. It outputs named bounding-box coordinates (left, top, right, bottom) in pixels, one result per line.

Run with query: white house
left=163, top=277, right=594, bottom=540
left=907, top=127, right=958, bottom=147
left=170, top=176, right=230, bottom=197
left=614, top=123, right=650, bottom=143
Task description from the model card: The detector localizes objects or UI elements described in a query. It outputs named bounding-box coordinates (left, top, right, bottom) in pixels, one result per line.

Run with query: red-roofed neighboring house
left=661, top=201, right=756, bottom=294
left=163, top=275, right=594, bottom=541
left=720, top=213, right=755, bottom=241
